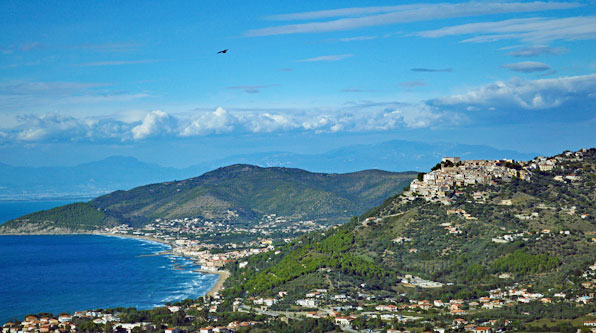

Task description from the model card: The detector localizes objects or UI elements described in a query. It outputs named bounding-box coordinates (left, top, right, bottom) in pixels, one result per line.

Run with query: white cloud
left=0, top=131, right=7, bottom=144
left=411, top=68, right=452, bottom=73
left=342, top=88, right=370, bottom=93
left=63, top=93, right=150, bottom=104
left=297, top=103, right=449, bottom=132
left=227, top=85, right=277, bottom=94
left=12, top=114, right=100, bottom=142
left=74, top=59, right=159, bottom=67
left=354, top=104, right=445, bottom=129
left=131, top=110, right=175, bottom=140
left=74, top=42, right=142, bottom=52
left=394, top=104, right=445, bottom=128
left=245, top=113, right=298, bottom=132
left=298, top=54, right=352, bottom=62
left=508, top=45, right=568, bottom=57
left=247, top=2, right=580, bottom=36
left=433, top=73, right=596, bottom=110
left=0, top=42, right=43, bottom=54
left=338, top=36, right=377, bottom=42
left=418, top=16, right=596, bottom=43
left=301, top=115, right=331, bottom=130
left=0, top=81, right=109, bottom=96
left=502, top=61, right=552, bottom=73
left=17, top=127, right=48, bottom=141
left=180, top=107, right=236, bottom=136
left=266, top=5, right=419, bottom=21
left=0, top=81, right=149, bottom=112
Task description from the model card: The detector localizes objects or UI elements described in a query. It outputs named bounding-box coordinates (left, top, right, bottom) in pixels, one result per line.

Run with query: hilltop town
left=406, top=150, right=587, bottom=204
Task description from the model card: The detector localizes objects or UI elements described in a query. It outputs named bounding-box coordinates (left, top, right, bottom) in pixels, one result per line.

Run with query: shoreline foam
left=95, top=233, right=228, bottom=296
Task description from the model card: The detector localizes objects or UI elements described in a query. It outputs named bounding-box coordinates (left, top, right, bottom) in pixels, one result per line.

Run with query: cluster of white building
left=172, top=240, right=273, bottom=271
left=407, top=157, right=531, bottom=204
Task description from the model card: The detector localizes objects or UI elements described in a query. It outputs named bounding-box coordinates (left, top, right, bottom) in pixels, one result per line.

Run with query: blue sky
left=1, top=1, right=595, bottom=167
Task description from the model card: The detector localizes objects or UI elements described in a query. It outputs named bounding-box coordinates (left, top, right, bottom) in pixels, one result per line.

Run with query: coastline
left=196, top=269, right=230, bottom=297
left=94, top=232, right=173, bottom=248
left=95, top=233, right=229, bottom=296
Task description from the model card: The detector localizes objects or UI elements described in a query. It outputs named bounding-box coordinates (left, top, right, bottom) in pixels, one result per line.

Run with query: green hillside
left=0, top=164, right=416, bottom=233
left=0, top=202, right=117, bottom=234
left=223, top=149, right=596, bottom=302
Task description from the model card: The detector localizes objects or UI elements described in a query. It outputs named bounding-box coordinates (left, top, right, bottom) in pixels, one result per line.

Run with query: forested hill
left=223, top=149, right=596, bottom=302
left=0, top=164, right=416, bottom=233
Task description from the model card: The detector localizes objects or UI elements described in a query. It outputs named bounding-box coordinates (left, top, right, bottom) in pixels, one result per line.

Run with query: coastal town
left=3, top=149, right=596, bottom=332
left=100, top=212, right=329, bottom=273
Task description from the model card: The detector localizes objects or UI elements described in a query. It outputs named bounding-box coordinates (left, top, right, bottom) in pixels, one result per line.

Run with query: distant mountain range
left=206, top=140, right=540, bottom=173
left=0, top=165, right=416, bottom=232
left=0, top=156, right=189, bottom=199
left=0, top=140, right=539, bottom=199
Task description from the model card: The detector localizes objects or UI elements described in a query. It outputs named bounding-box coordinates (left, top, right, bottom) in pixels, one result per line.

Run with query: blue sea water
left=0, top=202, right=218, bottom=324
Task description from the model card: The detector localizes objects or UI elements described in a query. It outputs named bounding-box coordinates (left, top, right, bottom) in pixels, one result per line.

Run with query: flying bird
left=217, top=49, right=228, bottom=54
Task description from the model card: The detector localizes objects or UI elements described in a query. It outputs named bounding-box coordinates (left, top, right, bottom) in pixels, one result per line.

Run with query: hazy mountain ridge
left=0, top=141, right=539, bottom=200
left=0, top=164, right=416, bottom=233
left=0, top=156, right=190, bottom=200
left=202, top=140, right=540, bottom=173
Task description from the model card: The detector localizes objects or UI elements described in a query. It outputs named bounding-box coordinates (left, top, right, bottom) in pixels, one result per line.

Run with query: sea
left=0, top=200, right=218, bottom=324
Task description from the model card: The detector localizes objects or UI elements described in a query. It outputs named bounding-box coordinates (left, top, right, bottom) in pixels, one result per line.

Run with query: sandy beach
left=203, top=270, right=230, bottom=297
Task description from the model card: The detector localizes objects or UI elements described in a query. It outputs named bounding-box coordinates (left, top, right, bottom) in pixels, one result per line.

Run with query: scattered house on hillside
left=453, top=318, right=467, bottom=326
left=165, top=328, right=181, bottom=333
left=296, top=299, right=319, bottom=307
left=334, top=316, right=355, bottom=326
left=376, top=304, right=398, bottom=312
left=58, top=315, right=72, bottom=323
left=116, top=323, right=155, bottom=333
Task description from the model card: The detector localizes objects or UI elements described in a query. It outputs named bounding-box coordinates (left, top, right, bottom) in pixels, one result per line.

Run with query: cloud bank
left=1, top=104, right=449, bottom=144
left=432, top=73, right=596, bottom=111
left=2, top=74, right=595, bottom=144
